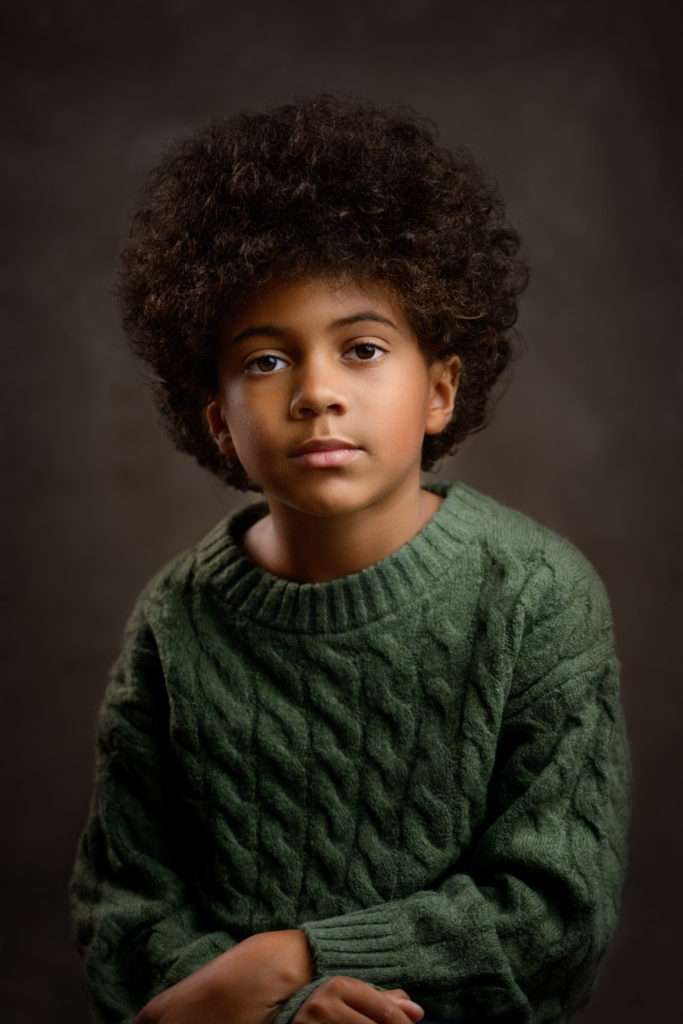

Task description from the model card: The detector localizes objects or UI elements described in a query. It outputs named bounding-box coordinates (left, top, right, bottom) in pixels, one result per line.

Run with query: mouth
left=290, top=437, right=360, bottom=457
left=290, top=447, right=363, bottom=468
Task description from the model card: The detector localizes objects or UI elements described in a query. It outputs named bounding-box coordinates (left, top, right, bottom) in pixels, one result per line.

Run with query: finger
left=323, top=1002, right=415, bottom=1024
left=341, top=982, right=420, bottom=1024
left=383, top=991, right=423, bottom=1011
left=387, top=997, right=425, bottom=1021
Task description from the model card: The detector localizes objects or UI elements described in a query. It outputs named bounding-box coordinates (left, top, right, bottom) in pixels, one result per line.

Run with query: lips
left=290, top=437, right=360, bottom=457
left=291, top=447, right=363, bottom=468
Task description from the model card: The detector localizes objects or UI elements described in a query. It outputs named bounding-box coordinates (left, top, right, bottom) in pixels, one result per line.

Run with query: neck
left=245, top=473, right=444, bottom=584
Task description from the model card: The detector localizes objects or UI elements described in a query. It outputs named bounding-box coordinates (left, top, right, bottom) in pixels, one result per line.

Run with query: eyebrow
left=230, top=311, right=398, bottom=346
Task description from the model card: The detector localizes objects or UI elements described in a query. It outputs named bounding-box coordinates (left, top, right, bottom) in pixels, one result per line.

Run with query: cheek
left=379, top=369, right=430, bottom=434
left=223, top=382, right=269, bottom=437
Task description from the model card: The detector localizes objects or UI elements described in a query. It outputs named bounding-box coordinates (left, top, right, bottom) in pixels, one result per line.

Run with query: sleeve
left=68, top=587, right=242, bottom=1023
left=284, top=563, right=633, bottom=1024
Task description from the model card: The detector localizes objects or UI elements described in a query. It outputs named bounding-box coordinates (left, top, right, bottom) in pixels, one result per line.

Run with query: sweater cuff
left=300, top=905, right=407, bottom=981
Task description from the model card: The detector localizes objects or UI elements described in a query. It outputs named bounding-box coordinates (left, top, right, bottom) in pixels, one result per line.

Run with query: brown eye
left=244, top=354, right=286, bottom=375
left=348, top=343, right=386, bottom=362
left=244, top=343, right=387, bottom=376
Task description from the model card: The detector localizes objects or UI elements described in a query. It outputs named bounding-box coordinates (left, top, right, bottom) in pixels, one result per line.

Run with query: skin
left=205, top=273, right=462, bottom=584
left=132, top=929, right=425, bottom=1024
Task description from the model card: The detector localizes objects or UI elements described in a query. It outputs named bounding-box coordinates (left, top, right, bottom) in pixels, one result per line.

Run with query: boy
left=68, top=93, right=632, bottom=1024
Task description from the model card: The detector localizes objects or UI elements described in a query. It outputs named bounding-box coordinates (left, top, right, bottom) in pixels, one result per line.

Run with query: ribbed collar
left=194, top=478, right=483, bottom=634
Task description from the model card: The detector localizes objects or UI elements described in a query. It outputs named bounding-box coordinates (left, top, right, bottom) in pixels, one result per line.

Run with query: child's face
left=206, top=273, right=460, bottom=516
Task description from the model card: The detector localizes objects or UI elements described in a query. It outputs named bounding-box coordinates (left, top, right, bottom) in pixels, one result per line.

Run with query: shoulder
left=457, top=482, right=609, bottom=601
left=455, top=484, right=615, bottom=681
left=457, top=485, right=617, bottom=709
left=122, top=517, right=229, bottom=636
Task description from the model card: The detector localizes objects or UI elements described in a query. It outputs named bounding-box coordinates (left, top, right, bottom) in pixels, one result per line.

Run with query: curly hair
left=115, top=91, right=530, bottom=493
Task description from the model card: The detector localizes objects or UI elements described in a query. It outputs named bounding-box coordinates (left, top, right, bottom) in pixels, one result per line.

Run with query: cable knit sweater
left=68, top=478, right=632, bottom=1024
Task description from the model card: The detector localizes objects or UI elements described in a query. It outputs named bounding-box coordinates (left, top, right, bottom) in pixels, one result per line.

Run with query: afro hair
left=115, top=91, right=530, bottom=493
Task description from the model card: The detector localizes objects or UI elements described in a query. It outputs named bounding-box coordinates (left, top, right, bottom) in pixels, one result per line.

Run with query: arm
left=263, top=934, right=390, bottom=1024
left=68, top=588, right=248, bottom=1022
left=281, top=566, right=633, bottom=1023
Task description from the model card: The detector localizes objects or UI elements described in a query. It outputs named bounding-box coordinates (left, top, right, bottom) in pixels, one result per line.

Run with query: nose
left=290, top=356, right=349, bottom=418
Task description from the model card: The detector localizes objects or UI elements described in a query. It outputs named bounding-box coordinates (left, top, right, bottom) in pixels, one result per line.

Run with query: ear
left=205, top=398, right=236, bottom=457
left=424, top=355, right=462, bottom=436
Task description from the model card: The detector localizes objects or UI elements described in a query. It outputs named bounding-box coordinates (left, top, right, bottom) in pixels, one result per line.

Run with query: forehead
left=221, top=272, right=412, bottom=338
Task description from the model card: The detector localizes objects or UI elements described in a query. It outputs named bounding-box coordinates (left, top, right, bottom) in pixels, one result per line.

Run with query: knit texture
left=68, top=479, right=632, bottom=1024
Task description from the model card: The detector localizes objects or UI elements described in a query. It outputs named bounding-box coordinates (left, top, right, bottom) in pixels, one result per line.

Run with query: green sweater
left=68, top=479, right=632, bottom=1024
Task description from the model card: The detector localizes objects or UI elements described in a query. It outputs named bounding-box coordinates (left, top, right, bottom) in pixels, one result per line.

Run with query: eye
left=347, top=342, right=386, bottom=362
left=244, top=354, right=287, bottom=375
left=244, top=343, right=387, bottom=376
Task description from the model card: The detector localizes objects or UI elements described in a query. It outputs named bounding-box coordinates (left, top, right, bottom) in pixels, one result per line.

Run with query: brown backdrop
left=3, top=0, right=681, bottom=1020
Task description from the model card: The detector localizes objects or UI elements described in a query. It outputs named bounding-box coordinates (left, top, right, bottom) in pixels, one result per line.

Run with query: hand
left=292, top=976, right=425, bottom=1024
left=132, top=932, right=305, bottom=1024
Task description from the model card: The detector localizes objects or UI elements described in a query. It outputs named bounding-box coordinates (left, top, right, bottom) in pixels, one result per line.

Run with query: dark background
left=3, top=0, right=681, bottom=1020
